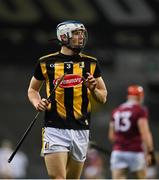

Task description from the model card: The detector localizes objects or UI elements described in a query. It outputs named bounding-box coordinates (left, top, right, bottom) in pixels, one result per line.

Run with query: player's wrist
left=147, top=150, right=156, bottom=166
left=148, top=150, right=154, bottom=155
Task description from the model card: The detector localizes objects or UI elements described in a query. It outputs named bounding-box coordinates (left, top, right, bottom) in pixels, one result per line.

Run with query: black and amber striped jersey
left=34, top=52, right=101, bottom=130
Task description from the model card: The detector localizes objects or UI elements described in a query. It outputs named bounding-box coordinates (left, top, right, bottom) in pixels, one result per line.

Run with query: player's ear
left=60, top=34, right=68, bottom=42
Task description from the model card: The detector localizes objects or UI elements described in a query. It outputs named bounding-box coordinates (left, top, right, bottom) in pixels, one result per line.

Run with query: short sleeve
left=33, top=61, right=45, bottom=80
left=138, top=106, right=148, bottom=119
left=93, top=60, right=102, bottom=78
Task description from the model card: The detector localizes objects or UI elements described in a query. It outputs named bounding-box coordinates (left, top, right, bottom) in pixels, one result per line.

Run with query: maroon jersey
left=111, top=101, right=148, bottom=152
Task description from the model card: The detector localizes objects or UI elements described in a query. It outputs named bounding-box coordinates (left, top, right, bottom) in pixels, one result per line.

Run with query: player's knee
left=48, top=173, right=66, bottom=179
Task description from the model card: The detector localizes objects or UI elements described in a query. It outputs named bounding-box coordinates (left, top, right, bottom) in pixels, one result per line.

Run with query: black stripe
left=64, top=62, right=74, bottom=120
left=81, top=60, right=90, bottom=117
left=44, top=60, right=57, bottom=123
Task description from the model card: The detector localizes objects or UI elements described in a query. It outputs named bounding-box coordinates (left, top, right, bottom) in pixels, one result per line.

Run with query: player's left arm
left=86, top=72, right=107, bottom=104
left=138, top=118, right=156, bottom=166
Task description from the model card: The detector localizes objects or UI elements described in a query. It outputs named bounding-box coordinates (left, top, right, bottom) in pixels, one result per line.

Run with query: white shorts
left=110, top=150, right=146, bottom=172
left=41, top=127, right=89, bottom=162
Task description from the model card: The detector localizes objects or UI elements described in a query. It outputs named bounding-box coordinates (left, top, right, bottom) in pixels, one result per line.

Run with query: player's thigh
left=66, top=157, right=84, bottom=179
left=112, top=168, right=127, bottom=179
left=44, top=152, right=68, bottom=179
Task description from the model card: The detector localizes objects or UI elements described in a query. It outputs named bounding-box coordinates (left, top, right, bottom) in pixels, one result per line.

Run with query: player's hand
left=85, top=72, right=97, bottom=91
left=146, top=151, right=156, bottom=166
left=35, top=98, right=50, bottom=111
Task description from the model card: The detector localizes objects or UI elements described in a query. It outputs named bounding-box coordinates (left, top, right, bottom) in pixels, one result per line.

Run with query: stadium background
left=0, top=0, right=159, bottom=178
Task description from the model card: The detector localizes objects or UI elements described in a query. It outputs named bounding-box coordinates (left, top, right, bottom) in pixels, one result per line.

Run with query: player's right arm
left=28, top=77, right=49, bottom=111
left=108, top=121, right=115, bottom=143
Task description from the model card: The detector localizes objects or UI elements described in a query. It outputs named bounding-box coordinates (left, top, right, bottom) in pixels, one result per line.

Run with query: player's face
left=70, top=30, right=87, bottom=48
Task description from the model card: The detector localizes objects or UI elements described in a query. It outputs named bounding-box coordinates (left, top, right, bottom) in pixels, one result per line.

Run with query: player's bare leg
left=66, top=157, right=84, bottom=179
left=44, top=152, right=68, bottom=179
left=132, top=169, right=146, bottom=179
left=112, top=168, right=127, bottom=179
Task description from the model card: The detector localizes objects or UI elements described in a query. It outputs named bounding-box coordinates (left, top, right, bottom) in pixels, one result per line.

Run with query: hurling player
left=108, top=85, right=155, bottom=179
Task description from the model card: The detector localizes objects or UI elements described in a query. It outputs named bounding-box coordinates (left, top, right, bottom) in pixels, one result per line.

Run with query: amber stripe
left=54, top=63, right=66, bottom=119
left=41, top=128, right=45, bottom=155
left=40, top=63, right=51, bottom=110
left=88, top=63, right=96, bottom=112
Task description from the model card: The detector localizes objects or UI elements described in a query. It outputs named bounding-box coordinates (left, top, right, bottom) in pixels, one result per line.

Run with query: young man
left=28, top=20, right=107, bottom=179
left=108, top=85, right=155, bottom=179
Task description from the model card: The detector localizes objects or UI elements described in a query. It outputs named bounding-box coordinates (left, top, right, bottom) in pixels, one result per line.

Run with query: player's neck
left=127, top=98, right=140, bottom=104
left=60, top=46, right=75, bottom=56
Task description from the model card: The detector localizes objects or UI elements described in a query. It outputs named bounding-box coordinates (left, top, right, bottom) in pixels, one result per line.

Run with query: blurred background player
left=28, top=20, right=107, bottom=179
left=0, top=139, right=28, bottom=179
left=108, top=85, right=156, bottom=179
left=82, top=145, right=105, bottom=179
